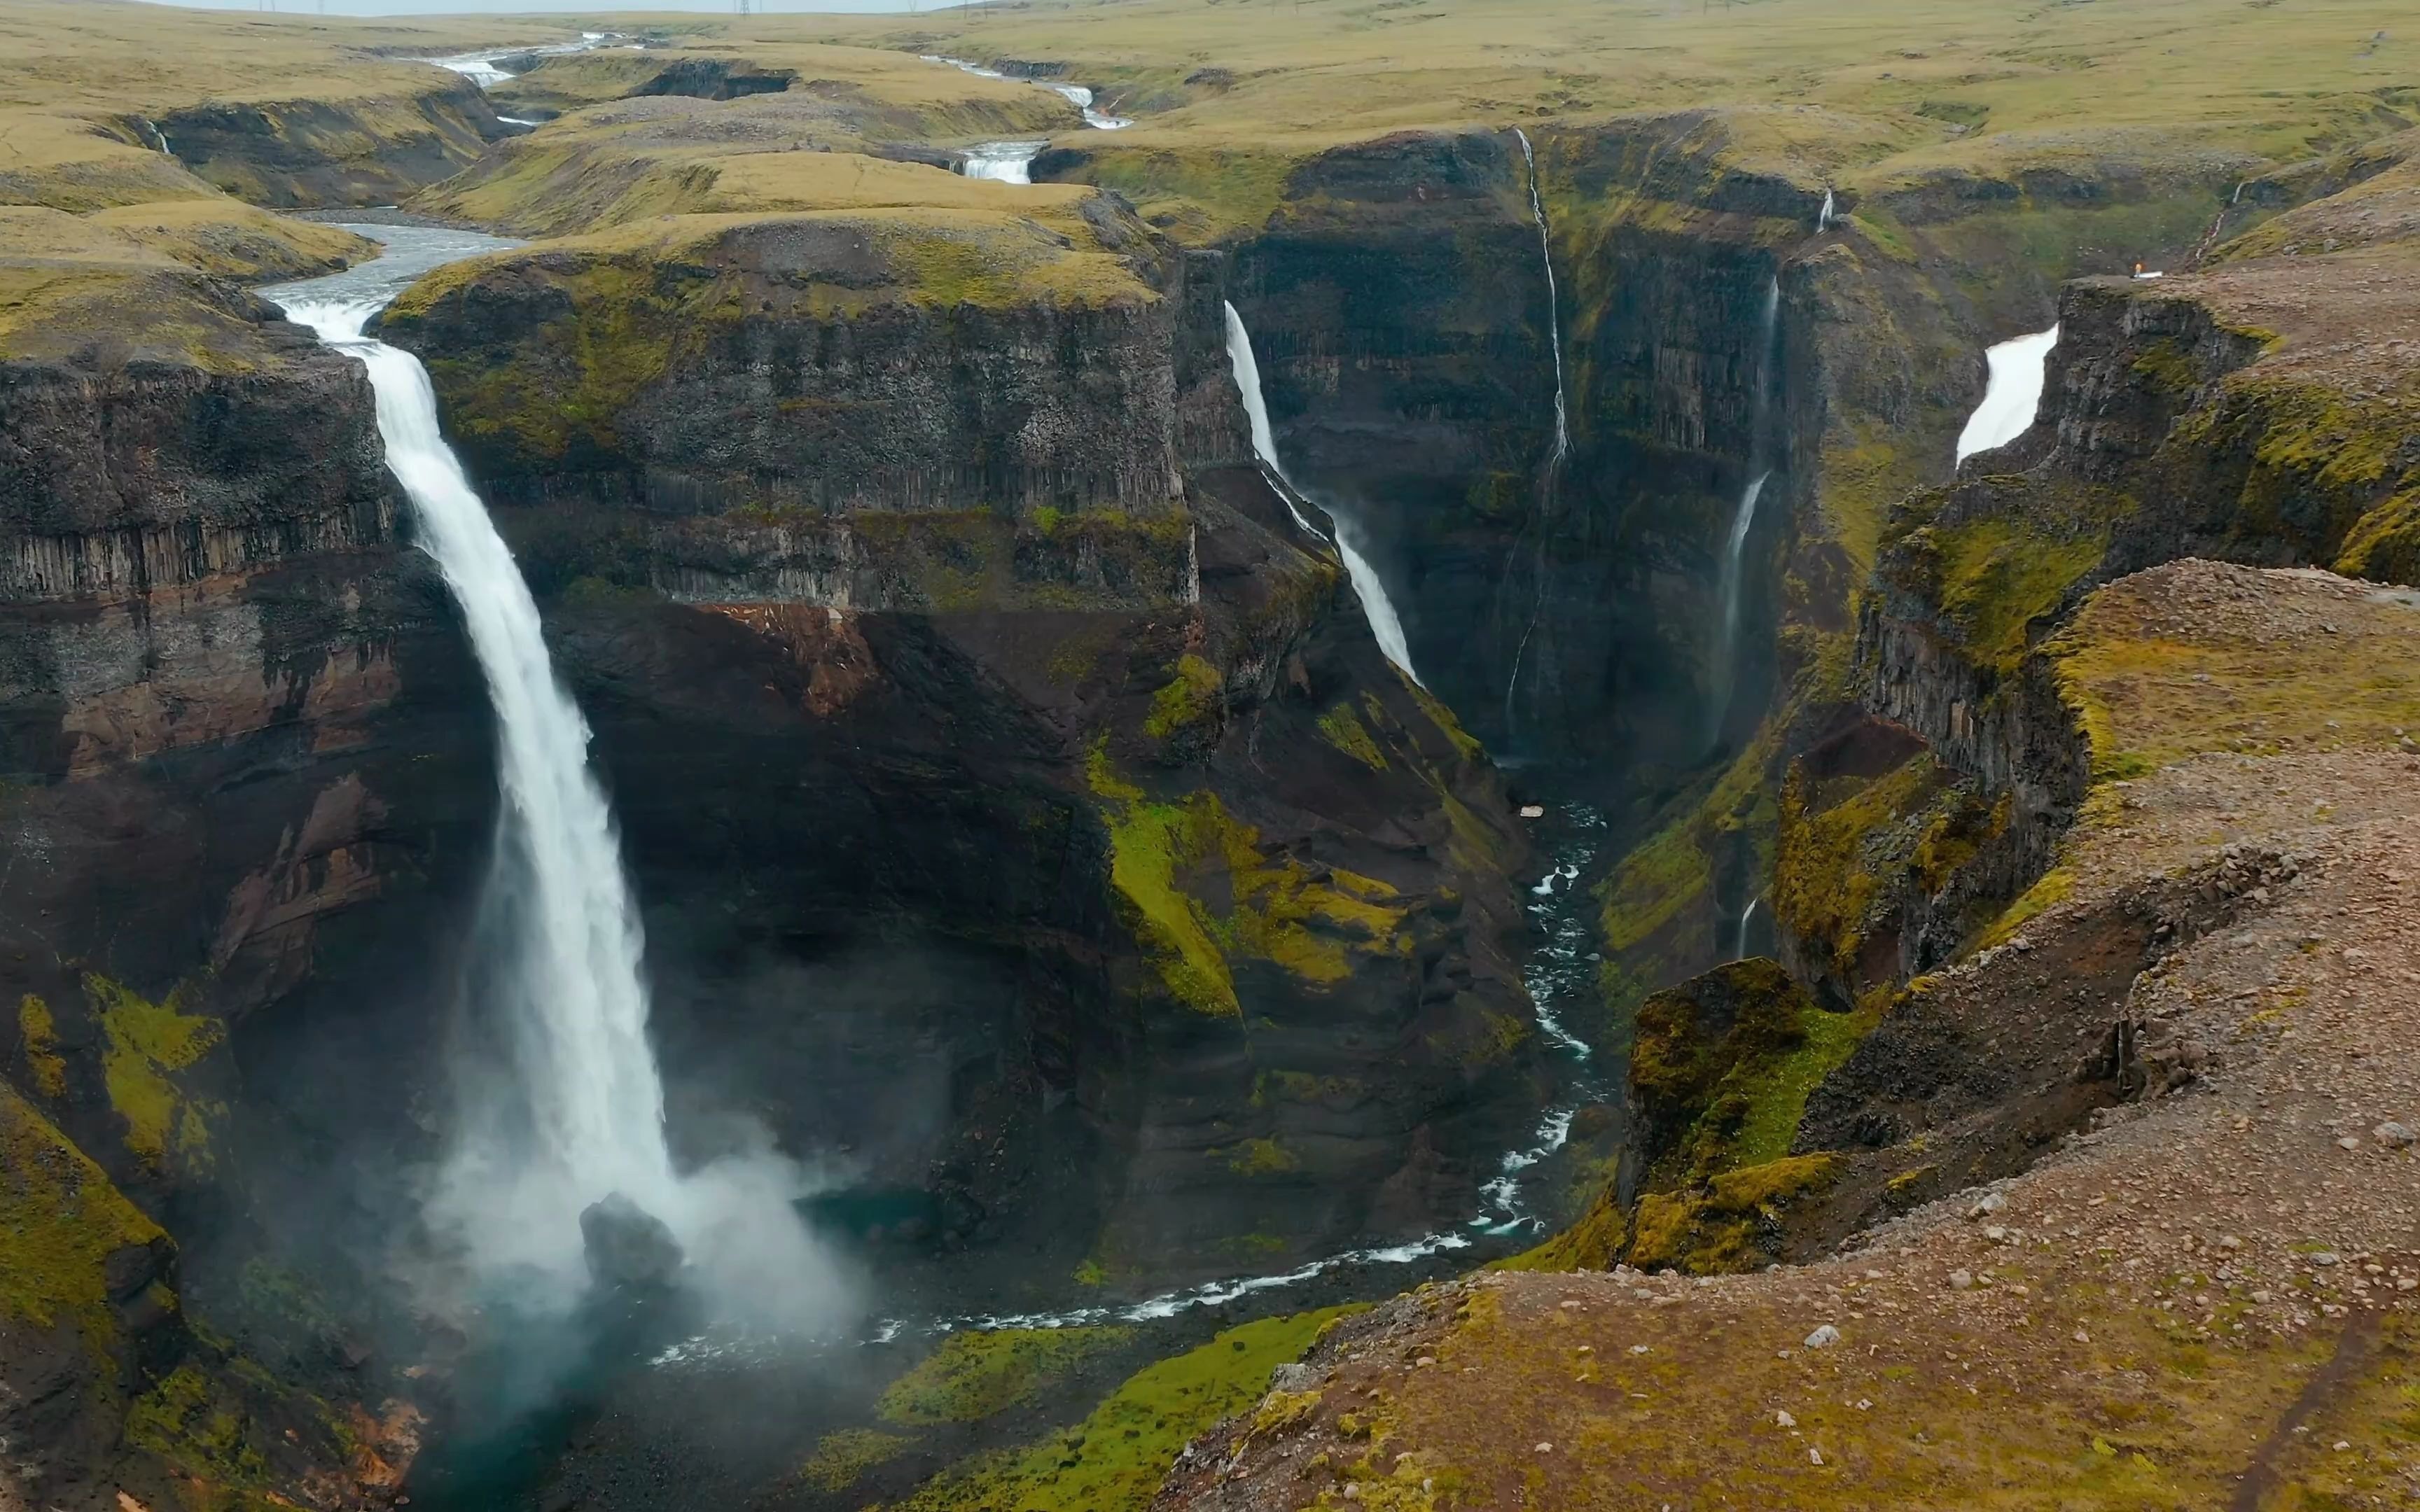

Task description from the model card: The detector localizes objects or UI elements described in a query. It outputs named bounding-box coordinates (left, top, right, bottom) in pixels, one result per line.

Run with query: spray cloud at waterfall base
left=265, top=234, right=855, bottom=1349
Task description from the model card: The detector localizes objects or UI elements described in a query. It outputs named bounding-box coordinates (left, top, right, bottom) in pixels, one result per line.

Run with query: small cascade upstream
left=1222, top=300, right=1421, bottom=685
left=1817, top=188, right=1835, bottom=232
left=266, top=230, right=830, bottom=1320
left=1956, top=323, right=2061, bottom=464
left=960, top=141, right=1049, bottom=183
left=924, top=57, right=1133, bottom=130
left=429, top=33, right=613, bottom=90
left=1706, top=276, right=1781, bottom=748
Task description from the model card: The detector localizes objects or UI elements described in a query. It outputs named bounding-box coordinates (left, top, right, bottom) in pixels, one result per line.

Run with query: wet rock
left=580, top=1192, right=684, bottom=1292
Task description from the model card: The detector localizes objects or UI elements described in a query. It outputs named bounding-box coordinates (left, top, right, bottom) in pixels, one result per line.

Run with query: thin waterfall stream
left=1503, top=127, right=1572, bottom=746
left=1706, top=275, right=1781, bottom=750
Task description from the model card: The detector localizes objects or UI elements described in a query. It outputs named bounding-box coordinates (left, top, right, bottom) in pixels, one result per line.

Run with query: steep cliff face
left=387, top=205, right=1181, bottom=526
left=0, top=312, right=487, bottom=1509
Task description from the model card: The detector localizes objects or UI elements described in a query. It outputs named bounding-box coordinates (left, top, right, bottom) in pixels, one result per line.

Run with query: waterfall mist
left=270, top=252, right=850, bottom=1343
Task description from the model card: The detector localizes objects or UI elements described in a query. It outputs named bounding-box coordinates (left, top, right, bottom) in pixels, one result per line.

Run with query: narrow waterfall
left=1734, top=896, right=1762, bottom=960
left=1223, top=300, right=1421, bottom=685
left=279, top=293, right=681, bottom=1279
left=1706, top=276, right=1781, bottom=748
left=1503, top=127, right=1571, bottom=743
left=1512, top=128, right=1569, bottom=470
left=1955, top=323, right=2061, bottom=464
left=1817, top=188, right=1835, bottom=232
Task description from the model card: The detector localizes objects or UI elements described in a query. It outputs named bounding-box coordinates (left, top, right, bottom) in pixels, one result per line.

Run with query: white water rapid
left=266, top=230, right=836, bottom=1326
left=961, top=141, right=1048, bottom=184
left=429, top=33, right=612, bottom=90
left=1222, top=300, right=1420, bottom=685
left=924, top=57, right=1133, bottom=130
left=1956, top=323, right=2061, bottom=464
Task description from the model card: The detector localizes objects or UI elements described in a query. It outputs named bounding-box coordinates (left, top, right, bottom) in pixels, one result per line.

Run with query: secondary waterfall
left=1512, top=128, right=1569, bottom=470
left=1223, top=300, right=1421, bottom=685
left=1502, top=127, right=1571, bottom=743
left=1818, top=188, right=1835, bottom=232
left=267, top=230, right=832, bottom=1320
left=1956, top=323, right=2061, bottom=464
left=1706, top=276, right=1781, bottom=748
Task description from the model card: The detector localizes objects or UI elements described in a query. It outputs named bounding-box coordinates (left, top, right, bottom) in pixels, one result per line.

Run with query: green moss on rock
left=0, top=1079, right=166, bottom=1336
left=18, top=992, right=65, bottom=1098
left=892, top=1306, right=1365, bottom=1512
left=878, top=1325, right=1136, bottom=1427
left=87, top=973, right=222, bottom=1170
left=1088, top=748, right=1413, bottom=1014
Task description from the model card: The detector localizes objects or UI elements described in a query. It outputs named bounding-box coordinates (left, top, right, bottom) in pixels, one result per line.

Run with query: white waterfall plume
left=1223, top=300, right=1421, bottom=685
left=1818, top=188, right=1835, bottom=232
left=267, top=231, right=840, bottom=1330
left=1956, top=324, right=2061, bottom=464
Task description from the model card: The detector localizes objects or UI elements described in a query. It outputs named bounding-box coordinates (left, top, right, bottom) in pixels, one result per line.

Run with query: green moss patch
left=1146, top=654, right=1224, bottom=741
left=797, top=1427, right=912, bottom=1491
left=1088, top=748, right=1412, bottom=1014
left=0, top=1081, right=165, bottom=1338
left=87, top=973, right=222, bottom=1170
left=893, top=1306, right=1365, bottom=1512
left=18, top=993, right=66, bottom=1098
left=878, top=1326, right=1136, bottom=1427
left=1316, top=702, right=1388, bottom=771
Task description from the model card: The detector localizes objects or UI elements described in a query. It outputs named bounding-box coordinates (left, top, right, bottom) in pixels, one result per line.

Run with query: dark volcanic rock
left=581, top=1193, right=686, bottom=1290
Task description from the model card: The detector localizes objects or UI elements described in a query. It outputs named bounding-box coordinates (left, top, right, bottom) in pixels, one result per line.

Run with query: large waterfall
left=268, top=231, right=833, bottom=1321
left=1222, top=300, right=1421, bottom=685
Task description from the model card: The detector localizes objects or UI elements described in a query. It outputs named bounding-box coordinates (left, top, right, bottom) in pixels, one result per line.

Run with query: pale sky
left=132, top=0, right=943, bottom=14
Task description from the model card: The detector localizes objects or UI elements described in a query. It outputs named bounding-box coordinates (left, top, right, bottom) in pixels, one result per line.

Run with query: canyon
left=1, top=0, right=2416, bottom=1508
